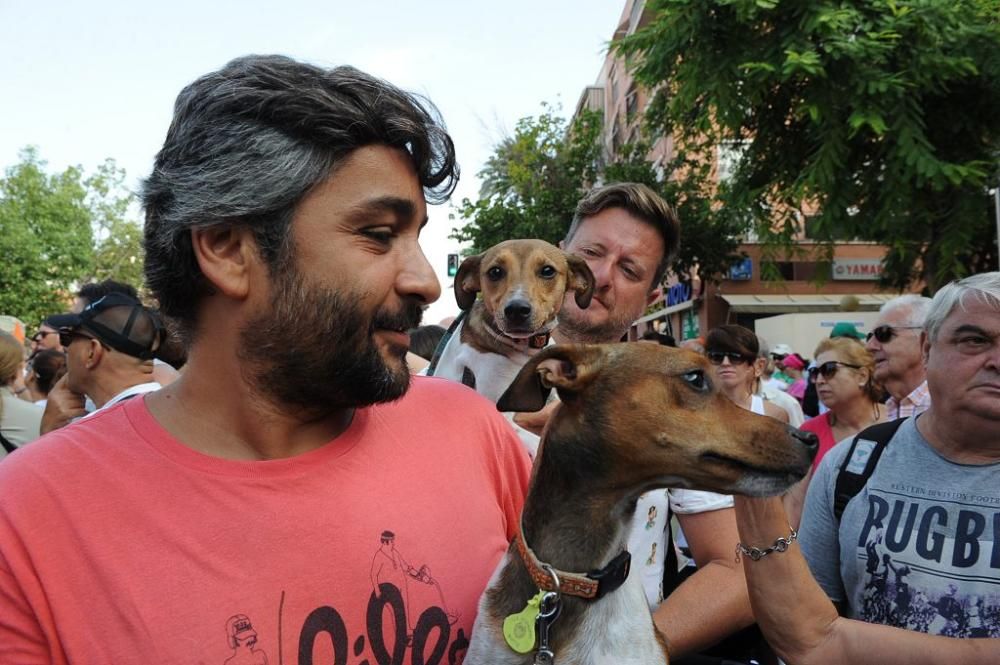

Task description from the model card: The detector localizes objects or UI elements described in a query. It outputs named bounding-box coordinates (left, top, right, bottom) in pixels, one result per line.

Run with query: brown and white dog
left=427, top=239, right=593, bottom=454
left=466, top=343, right=818, bottom=664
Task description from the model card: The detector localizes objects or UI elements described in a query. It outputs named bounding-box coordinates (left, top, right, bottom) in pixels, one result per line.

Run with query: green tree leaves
left=451, top=105, right=603, bottom=253
left=0, top=148, right=143, bottom=327
left=616, top=0, right=1000, bottom=290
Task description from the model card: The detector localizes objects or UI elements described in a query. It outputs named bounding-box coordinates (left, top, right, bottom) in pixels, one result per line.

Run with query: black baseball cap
left=47, top=293, right=163, bottom=360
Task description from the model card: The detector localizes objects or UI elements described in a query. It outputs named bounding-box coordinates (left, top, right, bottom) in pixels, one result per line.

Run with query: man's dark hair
left=77, top=280, right=139, bottom=307
left=640, top=330, right=677, bottom=347
left=564, top=182, right=680, bottom=289
left=28, top=349, right=67, bottom=395
left=141, top=55, right=460, bottom=339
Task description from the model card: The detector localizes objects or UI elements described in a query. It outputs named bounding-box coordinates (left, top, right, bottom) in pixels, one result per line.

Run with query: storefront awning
left=719, top=293, right=896, bottom=314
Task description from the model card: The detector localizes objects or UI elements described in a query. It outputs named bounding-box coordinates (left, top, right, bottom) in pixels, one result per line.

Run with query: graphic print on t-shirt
left=224, top=614, right=269, bottom=665
left=235, top=529, right=470, bottom=665
left=854, top=482, right=1000, bottom=637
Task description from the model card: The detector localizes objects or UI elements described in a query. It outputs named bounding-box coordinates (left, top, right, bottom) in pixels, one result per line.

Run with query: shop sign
left=682, top=309, right=700, bottom=340
left=666, top=282, right=692, bottom=307
left=832, top=259, right=883, bottom=280
left=728, top=257, right=752, bottom=281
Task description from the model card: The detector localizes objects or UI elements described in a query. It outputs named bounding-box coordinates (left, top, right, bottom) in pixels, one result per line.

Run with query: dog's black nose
left=790, top=427, right=819, bottom=461
left=504, top=300, right=532, bottom=324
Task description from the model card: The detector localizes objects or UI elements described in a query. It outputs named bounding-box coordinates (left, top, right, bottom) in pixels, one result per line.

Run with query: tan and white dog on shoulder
left=465, top=343, right=818, bottom=665
left=427, top=239, right=593, bottom=454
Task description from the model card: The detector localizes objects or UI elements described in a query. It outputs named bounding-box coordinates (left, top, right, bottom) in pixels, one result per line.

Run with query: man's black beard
left=238, top=265, right=423, bottom=414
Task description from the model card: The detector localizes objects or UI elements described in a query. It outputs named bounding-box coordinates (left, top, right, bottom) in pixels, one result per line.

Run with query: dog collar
left=515, top=526, right=631, bottom=600
left=528, top=332, right=550, bottom=349
left=482, top=316, right=551, bottom=351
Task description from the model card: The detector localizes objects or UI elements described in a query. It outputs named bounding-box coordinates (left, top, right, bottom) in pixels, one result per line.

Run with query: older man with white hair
left=866, top=293, right=933, bottom=418
left=731, top=272, right=1000, bottom=665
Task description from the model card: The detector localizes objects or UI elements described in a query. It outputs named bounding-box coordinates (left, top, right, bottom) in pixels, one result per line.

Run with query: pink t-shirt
left=0, top=377, right=531, bottom=664
left=800, top=411, right=837, bottom=470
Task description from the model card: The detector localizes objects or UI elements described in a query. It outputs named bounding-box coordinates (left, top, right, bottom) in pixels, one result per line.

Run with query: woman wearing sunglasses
left=704, top=325, right=789, bottom=423
left=800, top=337, right=885, bottom=469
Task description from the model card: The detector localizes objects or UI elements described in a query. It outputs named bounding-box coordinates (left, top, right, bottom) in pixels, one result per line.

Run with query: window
left=761, top=261, right=794, bottom=281
left=625, top=86, right=639, bottom=124
left=793, top=261, right=830, bottom=281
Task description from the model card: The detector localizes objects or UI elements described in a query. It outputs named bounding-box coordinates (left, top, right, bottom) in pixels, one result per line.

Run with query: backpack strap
left=833, top=418, right=907, bottom=521
left=0, top=430, right=19, bottom=455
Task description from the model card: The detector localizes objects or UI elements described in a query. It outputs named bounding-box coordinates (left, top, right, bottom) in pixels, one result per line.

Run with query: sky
left=0, top=0, right=625, bottom=324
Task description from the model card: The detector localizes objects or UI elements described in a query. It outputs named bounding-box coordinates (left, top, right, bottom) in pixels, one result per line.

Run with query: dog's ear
left=566, top=254, right=595, bottom=309
left=454, top=254, right=483, bottom=311
left=497, top=344, right=604, bottom=412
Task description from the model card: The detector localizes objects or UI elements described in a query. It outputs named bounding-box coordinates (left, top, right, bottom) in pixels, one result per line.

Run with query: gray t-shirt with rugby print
left=800, top=416, right=1000, bottom=638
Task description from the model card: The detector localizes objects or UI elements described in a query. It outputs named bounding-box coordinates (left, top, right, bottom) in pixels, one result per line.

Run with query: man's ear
left=566, top=254, right=595, bottom=309
left=85, top=339, right=104, bottom=370
left=190, top=225, right=258, bottom=300
left=921, top=330, right=930, bottom=366
left=455, top=254, right=483, bottom=311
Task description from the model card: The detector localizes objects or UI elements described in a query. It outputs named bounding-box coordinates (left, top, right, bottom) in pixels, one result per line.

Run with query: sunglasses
left=31, top=330, right=59, bottom=342
left=706, top=350, right=754, bottom=366
left=58, top=328, right=97, bottom=348
left=866, top=325, right=922, bottom=344
left=808, top=361, right=862, bottom=382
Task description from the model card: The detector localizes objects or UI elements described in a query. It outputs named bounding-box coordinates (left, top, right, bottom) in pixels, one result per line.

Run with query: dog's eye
left=682, top=370, right=708, bottom=392
left=487, top=266, right=505, bottom=281
left=539, top=265, right=557, bottom=279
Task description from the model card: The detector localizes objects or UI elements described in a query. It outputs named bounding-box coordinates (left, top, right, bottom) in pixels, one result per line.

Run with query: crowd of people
left=0, top=54, right=996, bottom=665
left=0, top=279, right=181, bottom=458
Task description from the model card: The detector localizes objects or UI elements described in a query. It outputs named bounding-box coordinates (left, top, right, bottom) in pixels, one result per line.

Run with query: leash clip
left=534, top=565, right=562, bottom=665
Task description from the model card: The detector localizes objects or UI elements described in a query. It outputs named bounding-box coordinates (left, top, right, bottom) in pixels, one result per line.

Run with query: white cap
left=771, top=343, right=793, bottom=356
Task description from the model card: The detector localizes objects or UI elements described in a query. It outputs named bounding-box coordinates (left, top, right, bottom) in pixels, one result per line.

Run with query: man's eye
left=682, top=370, right=708, bottom=392
left=362, top=229, right=393, bottom=244
left=487, top=266, right=505, bottom=281
left=539, top=265, right=557, bottom=279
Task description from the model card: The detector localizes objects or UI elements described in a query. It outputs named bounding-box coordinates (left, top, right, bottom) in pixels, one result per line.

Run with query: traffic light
left=447, top=253, right=459, bottom=277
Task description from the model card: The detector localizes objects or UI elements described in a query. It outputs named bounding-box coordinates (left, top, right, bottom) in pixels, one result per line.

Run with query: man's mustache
left=372, top=299, right=423, bottom=332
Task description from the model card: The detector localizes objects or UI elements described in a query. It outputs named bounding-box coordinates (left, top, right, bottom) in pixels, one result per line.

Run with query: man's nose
left=398, top=243, right=441, bottom=305
left=588, top=258, right=613, bottom=291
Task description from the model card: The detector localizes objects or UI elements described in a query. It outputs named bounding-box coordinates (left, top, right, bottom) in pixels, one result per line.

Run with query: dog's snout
left=790, top=427, right=819, bottom=461
left=504, top=299, right=532, bottom=324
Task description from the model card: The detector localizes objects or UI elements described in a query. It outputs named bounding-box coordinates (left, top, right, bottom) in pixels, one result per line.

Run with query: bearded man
left=0, top=55, right=530, bottom=664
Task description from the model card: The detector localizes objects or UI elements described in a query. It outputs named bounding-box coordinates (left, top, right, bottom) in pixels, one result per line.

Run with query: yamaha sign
left=832, top=259, right=883, bottom=281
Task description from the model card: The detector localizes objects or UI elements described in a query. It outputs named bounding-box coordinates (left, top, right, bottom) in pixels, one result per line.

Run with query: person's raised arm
left=652, top=506, right=754, bottom=659
left=734, top=496, right=997, bottom=665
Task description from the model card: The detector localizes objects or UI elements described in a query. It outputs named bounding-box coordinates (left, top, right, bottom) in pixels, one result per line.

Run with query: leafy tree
left=452, top=106, right=745, bottom=290
left=86, top=159, right=145, bottom=290
left=616, top=0, right=1000, bottom=291
left=451, top=104, right=603, bottom=253
left=0, top=148, right=143, bottom=327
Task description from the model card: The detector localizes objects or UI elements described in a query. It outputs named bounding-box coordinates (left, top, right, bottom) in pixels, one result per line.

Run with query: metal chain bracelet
left=735, top=526, right=798, bottom=562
